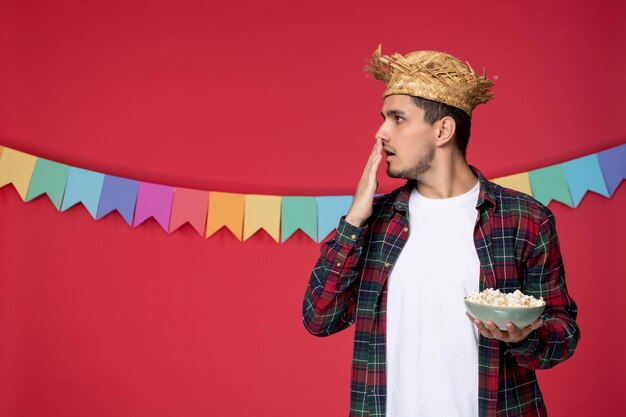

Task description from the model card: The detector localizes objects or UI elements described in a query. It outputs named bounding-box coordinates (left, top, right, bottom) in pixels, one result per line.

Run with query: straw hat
left=365, top=44, right=494, bottom=117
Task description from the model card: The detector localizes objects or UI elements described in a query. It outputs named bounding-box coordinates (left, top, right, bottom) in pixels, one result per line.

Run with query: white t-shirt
left=386, top=181, right=480, bottom=417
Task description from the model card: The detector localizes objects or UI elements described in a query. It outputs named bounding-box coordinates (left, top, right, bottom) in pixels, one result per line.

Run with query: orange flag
left=206, top=192, right=245, bottom=240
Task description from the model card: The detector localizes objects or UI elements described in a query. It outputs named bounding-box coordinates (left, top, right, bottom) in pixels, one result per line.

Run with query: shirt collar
left=392, top=165, right=497, bottom=213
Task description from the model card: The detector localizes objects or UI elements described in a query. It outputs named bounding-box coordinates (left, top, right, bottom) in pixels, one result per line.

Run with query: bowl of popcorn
left=464, top=288, right=546, bottom=330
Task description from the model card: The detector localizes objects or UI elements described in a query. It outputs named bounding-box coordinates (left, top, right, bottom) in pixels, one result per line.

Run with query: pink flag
left=132, top=182, right=174, bottom=232
left=169, top=187, right=209, bottom=236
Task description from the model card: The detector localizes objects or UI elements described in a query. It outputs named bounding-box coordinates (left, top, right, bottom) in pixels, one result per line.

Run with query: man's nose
left=375, top=123, right=389, bottom=143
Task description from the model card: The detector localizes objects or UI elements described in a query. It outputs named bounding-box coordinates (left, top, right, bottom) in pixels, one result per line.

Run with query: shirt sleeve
left=302, top=216, right=368, bottom=337
left=505, top=208, right=580, bottom=369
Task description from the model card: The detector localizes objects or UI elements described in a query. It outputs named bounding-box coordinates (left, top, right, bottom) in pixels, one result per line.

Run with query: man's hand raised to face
left=345, top=138, right=383, bottom=227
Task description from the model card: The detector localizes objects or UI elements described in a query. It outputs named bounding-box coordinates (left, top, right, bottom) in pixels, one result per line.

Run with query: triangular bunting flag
left=169, top=187, right=209, bottom=236
left=243, top=195, right=281, bottom=242
left=563, top=154, right=610, bottom=207
left=528, top=164, right=574, bottom=207
left=25, top=158, right=70, bottom=209
left=132, top=182, right=174, bottom=232
left=491, top=172, right=532, bottom=196
left=597, top=144, right=626, bottom=196
left=316, top=196, right=353, bottom=243
left=206, top=192, right=245, bottom=240
left=281, top=196, right=317, bottom=242
left=0, top=147, right=37, bottom=201
left=61, top=168, right=105, bottom=218
left=96, top=175, right=139, bottom=226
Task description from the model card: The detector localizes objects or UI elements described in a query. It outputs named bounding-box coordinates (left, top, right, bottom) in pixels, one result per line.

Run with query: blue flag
left=61, top=167, right=105, bottom=218
left=597, top=144, right=626, bottom=196
left=316, top=196, right=353, bottom=243
left=563, top=154, right=609, bottom=207
left=96, top=175, right=139, bottom=225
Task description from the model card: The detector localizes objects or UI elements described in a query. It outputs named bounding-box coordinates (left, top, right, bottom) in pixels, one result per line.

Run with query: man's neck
left=414, top=155, right=478, bottom=199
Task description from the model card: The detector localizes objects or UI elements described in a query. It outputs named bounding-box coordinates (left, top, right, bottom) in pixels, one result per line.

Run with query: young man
left=302, top=46, right=579, bottom=417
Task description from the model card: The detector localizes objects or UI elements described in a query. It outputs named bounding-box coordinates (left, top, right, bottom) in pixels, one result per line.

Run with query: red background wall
left=1, top=1, right=625, bottom=416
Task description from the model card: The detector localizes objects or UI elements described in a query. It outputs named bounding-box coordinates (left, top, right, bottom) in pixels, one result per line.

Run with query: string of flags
left=0, top=143, right=624, bottom=243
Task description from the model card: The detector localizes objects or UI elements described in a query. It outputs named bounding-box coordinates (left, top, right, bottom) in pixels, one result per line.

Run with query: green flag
left=529, top=164, right=573, bottom=207
left=281, top=196, right=317, bottom=242
left=25, top=158, right=70, bottom=209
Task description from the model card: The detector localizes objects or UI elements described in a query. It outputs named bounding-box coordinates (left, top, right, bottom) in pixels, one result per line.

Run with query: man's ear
left=435, top=116, right=456, bottom=147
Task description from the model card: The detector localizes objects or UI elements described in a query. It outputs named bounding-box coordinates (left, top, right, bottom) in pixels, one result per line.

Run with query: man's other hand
left=466, top=311, right=543, bottom=344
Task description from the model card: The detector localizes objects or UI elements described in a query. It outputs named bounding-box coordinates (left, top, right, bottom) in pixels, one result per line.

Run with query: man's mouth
left=383, top=148, right=396, bottom=158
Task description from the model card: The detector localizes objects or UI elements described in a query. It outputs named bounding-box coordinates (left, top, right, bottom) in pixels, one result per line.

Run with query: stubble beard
left=386, top=147, right=435, bottom=180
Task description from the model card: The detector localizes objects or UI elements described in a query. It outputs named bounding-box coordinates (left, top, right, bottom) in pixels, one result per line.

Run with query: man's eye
left=395, top=116, right=403, bottom=123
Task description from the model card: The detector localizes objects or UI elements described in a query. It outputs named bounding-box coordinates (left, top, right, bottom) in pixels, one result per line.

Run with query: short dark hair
left=410, top=96, right=472, bottom=158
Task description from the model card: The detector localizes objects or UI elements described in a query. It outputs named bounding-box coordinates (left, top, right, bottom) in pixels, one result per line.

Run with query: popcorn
left=465, top=288, right=545, bottom=307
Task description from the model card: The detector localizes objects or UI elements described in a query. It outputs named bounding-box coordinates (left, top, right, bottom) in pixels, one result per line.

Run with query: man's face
left=376, top=94, right=438, bottom=180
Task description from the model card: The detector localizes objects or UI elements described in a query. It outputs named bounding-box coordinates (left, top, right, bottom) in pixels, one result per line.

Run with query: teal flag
left=563, top=154, right=610, bottom=207
left=25, top=158, right=70, bottom=209
left=281, top=196, right=317, bottom=242
left=316, top=196, right=353, bottom=243
left=61, top=167, right=105, bottom=218
left=528, top=164, right=574, bottom=207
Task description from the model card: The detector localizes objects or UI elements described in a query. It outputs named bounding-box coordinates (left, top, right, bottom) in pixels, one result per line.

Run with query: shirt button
left=336, top=262, right=342, bottom=267
left=403, top=227, right=409, bottom=232
left=351, top=234, right=357, bottom=240
left=385, top=262, right=391, bottom=268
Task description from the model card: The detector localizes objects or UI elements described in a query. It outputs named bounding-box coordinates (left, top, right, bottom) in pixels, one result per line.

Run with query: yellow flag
left=206, top=192, right=245, bottom=240
left=243, top=195, right=282, bottom=242
left=0, top=147, right=38, bottom=201
left=492, top=172, right=533, bottom=196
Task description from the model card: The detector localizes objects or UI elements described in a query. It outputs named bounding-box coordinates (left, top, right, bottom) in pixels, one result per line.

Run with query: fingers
left=347, top=140, right=383, bottom=226
left=484, top=321, right=506, bottom=340
left=365, top=140, right=382, bottom=177
left=368, top=139, right=382, bottom=165
left=368, top=141, right=382, bottom=184
left=506, top=318, right=543, bottom=340
left=465, top=311, right=476, bottom=323
left=359, top=140, right=382, bottom=194
left=505, top=323, right=524, bottom=340
left=360, top=140, right=382, bottom=185
left=466, top=314, right=515, bottom=341
left=529, top=317, right=544, bottom=330
left=466, top=312, right=493, bottom=339
left=466, top=312, right=544, bottom=343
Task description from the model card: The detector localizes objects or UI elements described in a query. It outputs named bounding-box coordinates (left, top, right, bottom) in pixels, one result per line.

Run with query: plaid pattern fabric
left=302, top=166, right=579, bottom=417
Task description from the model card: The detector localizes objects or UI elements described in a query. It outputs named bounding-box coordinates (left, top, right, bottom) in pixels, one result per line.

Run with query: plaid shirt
left=303, top=166, right=579, bottom=417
